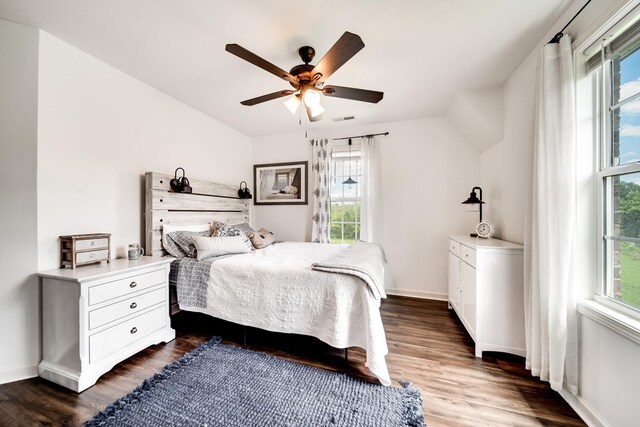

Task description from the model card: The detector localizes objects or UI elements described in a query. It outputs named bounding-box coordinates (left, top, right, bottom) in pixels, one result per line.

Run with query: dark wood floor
left=0, top=297, right=585, bottom=426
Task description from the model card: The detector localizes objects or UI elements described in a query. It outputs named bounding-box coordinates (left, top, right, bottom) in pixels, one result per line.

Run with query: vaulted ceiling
left=0, top=0, right=572, bottom=137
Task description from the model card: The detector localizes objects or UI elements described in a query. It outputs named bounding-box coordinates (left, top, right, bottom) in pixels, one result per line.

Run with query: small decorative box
left=60, top=233, right=111, bottom=269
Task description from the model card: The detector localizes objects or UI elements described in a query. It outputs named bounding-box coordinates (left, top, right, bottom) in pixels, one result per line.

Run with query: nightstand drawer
left=76, top=250, right=109, bottom=264
left=460, top=244, right=476, bottom=267
left=89, top=305, right=167, bottom=364
left=88, top=268, right=166, bottom=306
left=75, top=238, right=109, bottom=251
left=449, top=239, right=460, bottom=256
left=88, top=287, right=166, bottom=330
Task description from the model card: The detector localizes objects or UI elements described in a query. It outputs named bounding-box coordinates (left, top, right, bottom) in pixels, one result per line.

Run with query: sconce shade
left=238, top=181, right=252, bottom=199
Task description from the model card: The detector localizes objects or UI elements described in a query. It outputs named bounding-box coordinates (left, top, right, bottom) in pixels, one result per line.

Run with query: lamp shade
left=283, top=94, right=301, bottom=114
left=461, top=191, right=485, bottom=205
left=343, top=176, right=357, bottom=185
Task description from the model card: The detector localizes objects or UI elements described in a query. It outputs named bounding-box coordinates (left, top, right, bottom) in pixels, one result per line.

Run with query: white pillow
left=162, top=223, right=211, bottom=252
left=284, top=185, right=298, bottom=195
left=193, top=235, right=252, bottom=260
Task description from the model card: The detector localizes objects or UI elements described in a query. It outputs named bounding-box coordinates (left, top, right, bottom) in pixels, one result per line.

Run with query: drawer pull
left=89, top=253, right=95, bottom=258
left=130, top=302, right=137, bottom=309
left=465, top=254, right=469, bottom=257
left=130, top=327, right=138, bottom=334
left=129, top=281, right=137, bottom=288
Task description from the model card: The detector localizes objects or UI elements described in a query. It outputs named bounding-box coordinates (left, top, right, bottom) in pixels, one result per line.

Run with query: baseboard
left=559, top=388, right=609, bottom=427
left=0, top=362, right=38, bottom=385
left=385, top=289, right=448, bottom=301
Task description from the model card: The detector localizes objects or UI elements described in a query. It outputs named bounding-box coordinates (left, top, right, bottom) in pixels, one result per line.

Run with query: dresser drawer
left=460, top=244, right=476, bottom=268
left=88, top=287, right=166, bottom=330
left=76, top=238, right=109, bottom=251
left=449, top=239, right=460, bottom=257
left=89, top=305, right=167, bottom=364
left=76, top=250, right=109, bottom=264
left=88, top=268, right=166, bottom=306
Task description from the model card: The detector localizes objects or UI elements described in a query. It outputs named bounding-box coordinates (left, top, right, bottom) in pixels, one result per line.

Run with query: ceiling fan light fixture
left=308, top=102, right=324, bottom=118
left=303, top=89, right=321, bottom=107
left=283, top=94, right=301, bottom=114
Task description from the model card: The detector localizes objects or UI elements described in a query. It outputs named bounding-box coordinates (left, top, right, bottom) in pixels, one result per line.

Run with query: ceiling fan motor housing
left=298, top=46, right=315, bottom=64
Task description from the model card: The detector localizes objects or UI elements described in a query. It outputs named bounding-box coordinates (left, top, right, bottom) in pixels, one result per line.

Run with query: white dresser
left=448, top=235, right=525, bottom=358
left=38, top=256, right=175, bottom=392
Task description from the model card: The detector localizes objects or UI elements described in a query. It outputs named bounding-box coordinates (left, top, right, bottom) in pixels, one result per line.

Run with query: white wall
left=0, top=29, right=252, bottom=384
left=253, top=117, right=480, bottom=299
left=0, top=19, right=40, bottom=383
left=37, top=32, right=252, bottom=270
left=479, top=1, right=640, bottom=425
left=480, top=51, right=537, bottom=244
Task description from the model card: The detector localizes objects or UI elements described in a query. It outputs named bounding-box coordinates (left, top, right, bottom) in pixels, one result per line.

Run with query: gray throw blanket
left=169, top=258, right=217, bottom=308
left=311, top=241, right=386, bottom=300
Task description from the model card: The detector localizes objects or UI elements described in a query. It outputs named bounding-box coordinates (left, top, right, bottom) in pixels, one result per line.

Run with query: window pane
left=607, top=173, right=640, bottom=238
left=344, top=202, right=358, bottom=222
left=606, top=239, right=640, bottom=310
left=330, top=223, right=343, bottom=242
left=613, top=47, right=640, bottom=105
left=343, top=182, right=358, bottom=198
left=331, top=202, right=342, bottom=222
left=331, top=181, right=343, bottom=198
left=612, top=45, right=640, bottom=166
left=343, top=223, right=356, bottom=243
left=612, top=108, right=640, bottom=165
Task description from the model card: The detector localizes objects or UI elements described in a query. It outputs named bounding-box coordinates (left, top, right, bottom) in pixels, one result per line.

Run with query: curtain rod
left=548, top=0, right=591, bottom=44
left=333, top=132, right=389, bottom=141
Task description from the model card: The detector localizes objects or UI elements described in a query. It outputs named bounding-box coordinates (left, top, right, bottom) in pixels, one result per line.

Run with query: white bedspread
left=180, top=242, right=391, bottom=385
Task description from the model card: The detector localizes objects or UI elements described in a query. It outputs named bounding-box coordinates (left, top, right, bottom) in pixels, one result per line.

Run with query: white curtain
left=259, top=170, right=276, bottom=199
left=360, top=136, right=384, bottom=243
left=526, top=34, right=578, bottom=393
left=311, top=138, right=332, bottom=243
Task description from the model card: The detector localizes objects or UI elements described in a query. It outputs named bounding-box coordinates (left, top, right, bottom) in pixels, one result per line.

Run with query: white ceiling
left=0, top=0, right=572, bottom=137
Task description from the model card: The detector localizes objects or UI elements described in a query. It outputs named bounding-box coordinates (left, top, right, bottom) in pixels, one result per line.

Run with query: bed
left=145, top=172, right=390, bottom=385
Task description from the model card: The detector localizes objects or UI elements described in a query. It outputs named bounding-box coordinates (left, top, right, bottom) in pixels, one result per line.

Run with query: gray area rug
left=84, top=337, right=425, bottom=426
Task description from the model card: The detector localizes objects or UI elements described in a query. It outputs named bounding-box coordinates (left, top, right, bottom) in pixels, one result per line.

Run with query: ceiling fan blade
left=226, top=44, right=298, bottom=84
left=323, top=85, right=383, bottom=103
left=241, top=90, right=294, bottom=106
left=311, top=32, right=365, bottom=82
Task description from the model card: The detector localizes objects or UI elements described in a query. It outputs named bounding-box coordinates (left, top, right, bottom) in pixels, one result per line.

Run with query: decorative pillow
left=246, top=228, right=276, bottom=249
left=211, top=221, right=254, bottom=251
left=165, top=230, right=211, bottom=258
left=229, top=222, right=255, bottom=236
left=283, top=185, right=298, bottom=195
left=162, top=223, right=211, bottom=254
left=193, top=236, right=252, bottom=260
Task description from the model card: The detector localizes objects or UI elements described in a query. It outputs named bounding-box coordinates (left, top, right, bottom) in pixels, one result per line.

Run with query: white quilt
left=180, top=242, right=391, bottom=386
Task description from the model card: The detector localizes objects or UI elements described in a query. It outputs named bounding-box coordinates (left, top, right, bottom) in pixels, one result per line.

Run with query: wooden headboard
left=145, top=172, right=250, bottom=257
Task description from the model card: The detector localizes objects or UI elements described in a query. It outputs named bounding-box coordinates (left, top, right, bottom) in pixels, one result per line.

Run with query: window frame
left=329, top=145, right=362, bottom=244
left=595, top=46, right=640, bottom=319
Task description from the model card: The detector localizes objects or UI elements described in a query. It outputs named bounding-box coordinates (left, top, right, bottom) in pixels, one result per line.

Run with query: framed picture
left=253, top=161, right=308, bottom=205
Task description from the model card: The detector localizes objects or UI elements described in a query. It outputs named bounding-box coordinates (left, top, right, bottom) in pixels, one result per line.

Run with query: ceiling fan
left=225, top=32, right=383, bottom=122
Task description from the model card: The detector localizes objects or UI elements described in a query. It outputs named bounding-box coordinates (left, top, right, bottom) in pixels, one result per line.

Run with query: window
left=596, top=27, right=640, bottom=313
left=330, top=147, right=362, bottom=244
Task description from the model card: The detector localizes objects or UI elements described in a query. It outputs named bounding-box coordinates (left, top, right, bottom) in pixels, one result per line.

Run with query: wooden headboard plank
left=145, top=172, right=250, bottom=257
left=150, top=190, right=249, bottom=211
left=149, top=211, right=250, bottom=230
left=150, top=172, right=238, bottom=198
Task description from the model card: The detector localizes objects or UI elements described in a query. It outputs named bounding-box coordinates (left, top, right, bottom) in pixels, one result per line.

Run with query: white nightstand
left=38, top=256, right=175, bottom=392
left=448, top=235, right=525, bottom=358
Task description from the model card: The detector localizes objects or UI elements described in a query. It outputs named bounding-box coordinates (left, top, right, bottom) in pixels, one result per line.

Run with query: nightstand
left=38, top=256, right=175, bottom=392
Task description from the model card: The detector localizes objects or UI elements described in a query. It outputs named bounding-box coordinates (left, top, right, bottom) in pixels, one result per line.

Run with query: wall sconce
left=238, top=181, right=252, bottom=199
left=169, top=167, right=192, bottom=193
left=461, top=186, right=484, bottom=237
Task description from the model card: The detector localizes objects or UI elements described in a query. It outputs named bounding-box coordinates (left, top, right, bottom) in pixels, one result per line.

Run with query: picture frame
left=253, top=161, right=308, bottom=205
